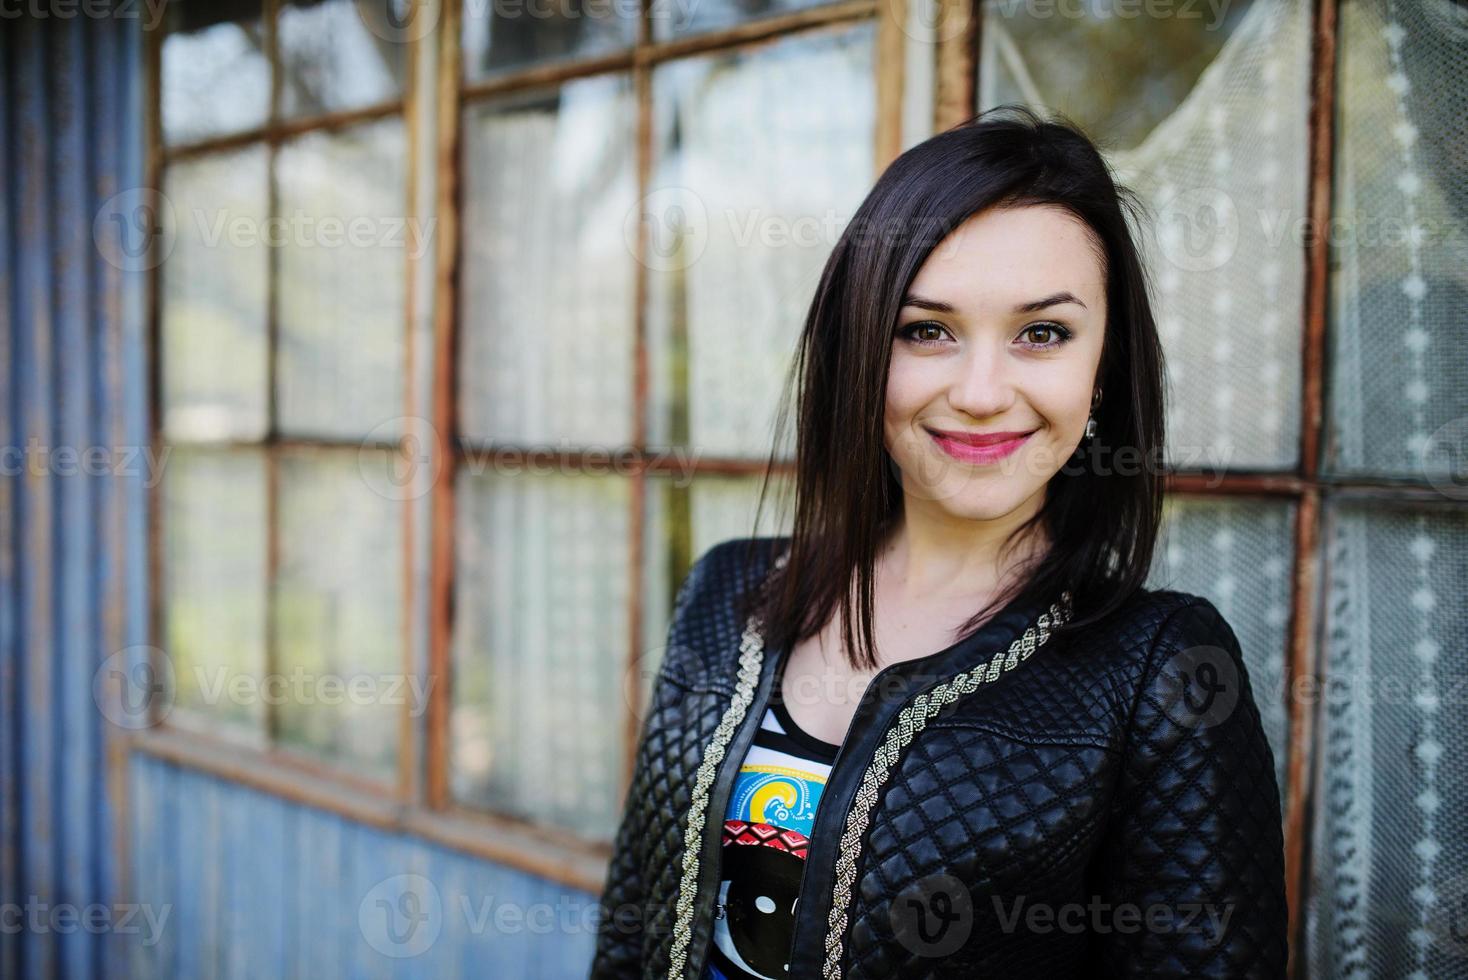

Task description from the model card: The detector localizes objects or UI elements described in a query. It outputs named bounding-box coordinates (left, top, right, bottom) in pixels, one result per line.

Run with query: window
left=146, top=0, right=893, bottom=880
left=154, top=0, right=412, bottom=785
left=1309, top=2, right=1467, bottom=975
left=447, top=9, right=872, bottom=841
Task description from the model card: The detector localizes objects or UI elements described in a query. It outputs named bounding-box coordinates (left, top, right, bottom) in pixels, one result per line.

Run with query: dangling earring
left=1084, top=387, right=1102, bottom=440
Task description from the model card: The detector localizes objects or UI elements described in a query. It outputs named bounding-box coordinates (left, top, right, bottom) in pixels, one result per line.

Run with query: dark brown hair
left=736, top=104, right=1167, bottom=671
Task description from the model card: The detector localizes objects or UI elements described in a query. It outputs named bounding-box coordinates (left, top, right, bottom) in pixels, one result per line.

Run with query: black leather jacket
left=590, top=536, right=1288, bottom=979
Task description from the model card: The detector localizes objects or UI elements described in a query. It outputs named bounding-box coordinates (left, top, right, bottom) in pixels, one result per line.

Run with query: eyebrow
left=901, top=290, right=1088, bottom=314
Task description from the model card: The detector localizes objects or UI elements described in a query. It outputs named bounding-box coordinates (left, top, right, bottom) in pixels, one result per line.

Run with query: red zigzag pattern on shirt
left=721, top=820, right=811, bottom=859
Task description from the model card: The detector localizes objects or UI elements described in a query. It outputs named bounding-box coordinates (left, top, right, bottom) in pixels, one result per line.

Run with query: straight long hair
left=736, top=104, right=1167, bottom=672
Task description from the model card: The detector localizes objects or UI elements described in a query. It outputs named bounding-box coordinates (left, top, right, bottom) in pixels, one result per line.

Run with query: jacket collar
left=677, top=545, right=1068, bottom=979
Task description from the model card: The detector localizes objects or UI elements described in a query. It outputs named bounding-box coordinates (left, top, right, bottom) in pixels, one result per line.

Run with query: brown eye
left=1018, top=322, right=1074, bottom=349
left=897, top=321, right=950, bottom=346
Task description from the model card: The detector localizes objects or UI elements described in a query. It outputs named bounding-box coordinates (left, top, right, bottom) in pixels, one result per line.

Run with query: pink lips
left=926, top=428, right=1035, bottom=465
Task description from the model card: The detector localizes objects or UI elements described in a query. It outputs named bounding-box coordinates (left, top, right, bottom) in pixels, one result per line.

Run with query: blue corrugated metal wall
left=2, top=11, right=149, bottom=980
left=128, top=757, right=599, bottom=980
left=1, top=12, right=599, bottom=980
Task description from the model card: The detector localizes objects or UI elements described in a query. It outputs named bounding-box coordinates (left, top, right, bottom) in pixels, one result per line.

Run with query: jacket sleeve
left=1093, top=596, right=1289, bottom=978
left=589, top=710, right=659, bottom=979
left=589, top=546, right=718, bottom=979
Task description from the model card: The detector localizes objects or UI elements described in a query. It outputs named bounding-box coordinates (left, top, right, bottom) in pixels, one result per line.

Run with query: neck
left=877, top=493, right=1049, bottom=604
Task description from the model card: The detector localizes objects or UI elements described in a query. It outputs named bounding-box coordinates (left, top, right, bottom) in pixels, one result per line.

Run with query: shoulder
left=689, top=534, right=789, bottom=593
left=672, top=534, right=789, bottom=619
left=1092, top=586, right=1241, bottom=668
left=659, top=534, right=790, bottom=682
left=1074, top=587, right=1249, bottom=716
left=1096, top=587, right=1265, bottom=757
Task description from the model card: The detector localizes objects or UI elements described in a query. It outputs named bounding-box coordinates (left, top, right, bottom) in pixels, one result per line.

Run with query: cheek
left=884, top=353, right=928, bottom=421
left=883, top=358, right=924, bottom=452
left=1028, top=362, right=1098, bottom=433
left=1043, top=390, right=1093, bottom=431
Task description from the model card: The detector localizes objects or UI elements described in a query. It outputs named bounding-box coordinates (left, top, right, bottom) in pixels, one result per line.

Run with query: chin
left=910, top=475, right=1033, bottom=521
left=936, top=493, right=1027, bottom=523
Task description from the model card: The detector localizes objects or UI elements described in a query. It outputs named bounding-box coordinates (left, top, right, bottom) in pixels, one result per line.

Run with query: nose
left=946, top=339, right=1017, bottom=421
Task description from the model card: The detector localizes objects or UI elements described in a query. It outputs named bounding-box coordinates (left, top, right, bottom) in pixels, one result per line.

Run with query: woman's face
left=883, top=204, right=1108, bottom=522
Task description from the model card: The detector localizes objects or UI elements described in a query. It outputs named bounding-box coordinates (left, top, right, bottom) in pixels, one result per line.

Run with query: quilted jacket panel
left=589, top=536, right=1288, bottom=979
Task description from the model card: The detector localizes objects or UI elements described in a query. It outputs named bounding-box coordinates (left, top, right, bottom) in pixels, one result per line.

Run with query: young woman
left=591, top=105, right=1288, bottom=980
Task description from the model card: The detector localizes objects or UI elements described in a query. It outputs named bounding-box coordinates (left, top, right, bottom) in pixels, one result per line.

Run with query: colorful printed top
left=704, top=698, right=841, bottom=980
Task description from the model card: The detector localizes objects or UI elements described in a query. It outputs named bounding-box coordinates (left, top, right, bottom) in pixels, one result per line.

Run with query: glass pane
left=979, top=0, right=1310, bottom=471
left=458, top=78, right=637, bottom=448
left=274, top=448, right=405, bottom=777
left=646, top=23, right=876, bottom=458
left=1147, top=495, right=1294, bottom=802
left=276, top=117, right=408, bottom=441
left=979, top=1, right=1256, bottom=152
left=161, top=0, right=271, bottom=145
left=1305, top=502, right=1468, bottom=976
left=1324, top=0, right=1468, bottom=481
left=638, top=476, right=692, bottom=706
left=638, top=472, right=794, bottom=707
left=452, top=470, right=633, bottom=840
left=163, top=447, right=269, bottom=735
left=653, top=0, right=847, bottom=41
left=461, top=0, right=636, bottom=80
left=278, top=0, right=410, bottom=118
left=161, top=145, right=270, bottom=442
left=690, top=472, right=795, bottom=560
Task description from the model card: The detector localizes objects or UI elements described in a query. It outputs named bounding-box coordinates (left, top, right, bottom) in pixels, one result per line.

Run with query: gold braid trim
left=666, top=551, right=788, bottom=978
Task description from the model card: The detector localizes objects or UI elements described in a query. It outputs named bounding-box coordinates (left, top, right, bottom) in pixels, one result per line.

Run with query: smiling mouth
left=925, top=428, right=1035, bottom=464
